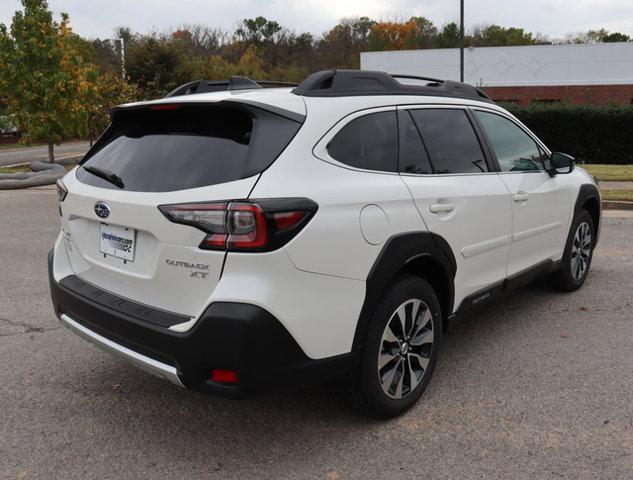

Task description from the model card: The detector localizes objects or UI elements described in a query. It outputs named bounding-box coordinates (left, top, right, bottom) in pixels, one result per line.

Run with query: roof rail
left=165, top=77, right=299, bottom=98
left=291, top=69, right=493, bottom=103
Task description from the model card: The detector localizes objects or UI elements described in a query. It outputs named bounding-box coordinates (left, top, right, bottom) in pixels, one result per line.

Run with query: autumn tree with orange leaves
left=368, top=21, right=421, bottom=51
left=0, top=0, right=100, bottom=161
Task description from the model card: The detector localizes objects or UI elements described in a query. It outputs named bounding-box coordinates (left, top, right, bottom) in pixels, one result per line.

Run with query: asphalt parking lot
left=1, top=187, right=632, bottom=480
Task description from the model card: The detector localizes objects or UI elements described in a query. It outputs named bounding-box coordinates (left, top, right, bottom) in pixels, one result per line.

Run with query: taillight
left=158, top=198, right=317, bottom=252
left=272, top=211, right=307, bottom=230
left=226, top=202, right=267, bottom=249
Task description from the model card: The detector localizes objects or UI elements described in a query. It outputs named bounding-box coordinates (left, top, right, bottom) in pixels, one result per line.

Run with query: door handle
left=513, top=194, right=529, bottom=203
left=429, top=203, right=455, bottom=214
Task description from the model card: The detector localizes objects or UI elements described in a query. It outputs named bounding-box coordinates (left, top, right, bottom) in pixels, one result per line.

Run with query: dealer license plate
left=99, top=223, right=136, bottom=262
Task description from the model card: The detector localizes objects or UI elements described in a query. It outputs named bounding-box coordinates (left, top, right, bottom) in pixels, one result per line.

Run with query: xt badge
left=165, top=259, right=210, bottom=279
left=190, top=271, right=209, bottom=279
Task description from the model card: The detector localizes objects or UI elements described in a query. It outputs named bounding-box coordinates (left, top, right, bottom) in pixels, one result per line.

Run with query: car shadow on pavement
left=54, top=277, right=586, bottom=474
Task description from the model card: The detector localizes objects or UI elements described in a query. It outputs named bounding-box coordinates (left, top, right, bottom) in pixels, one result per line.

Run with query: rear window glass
left=76, top=103, right=301, bottom=192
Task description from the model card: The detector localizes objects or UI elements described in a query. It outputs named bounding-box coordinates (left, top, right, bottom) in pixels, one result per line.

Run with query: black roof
left=292, top=69, right=493, bottom=103
left=165, top=70, right=493, bottom=104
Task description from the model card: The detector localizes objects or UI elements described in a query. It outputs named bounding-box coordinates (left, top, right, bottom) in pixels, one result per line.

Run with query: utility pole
left=119, top=37, right=126, bottom=80
left=459, top=0, right=465, bottom=82
left=109, top=38, right=126, bottom=79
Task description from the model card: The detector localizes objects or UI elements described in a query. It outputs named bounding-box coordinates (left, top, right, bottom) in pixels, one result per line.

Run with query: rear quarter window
left=76, top=103, right=301, bottom=192
left=326, top=111, right=398, bottom=172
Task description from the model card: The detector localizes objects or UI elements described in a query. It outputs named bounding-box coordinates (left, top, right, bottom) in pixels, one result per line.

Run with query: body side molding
left=461, top=234, right=512, bottom=258
left=449, top=259, right=559, bottom=323
left=512, top=221, right=563, bottom=242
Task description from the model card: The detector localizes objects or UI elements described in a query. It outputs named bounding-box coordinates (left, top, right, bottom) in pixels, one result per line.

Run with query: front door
left=471, top=108, right=572, bottom=277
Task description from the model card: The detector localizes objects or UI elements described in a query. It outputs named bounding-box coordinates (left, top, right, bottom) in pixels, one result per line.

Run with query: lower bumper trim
left=60, top=313, right=184, bottom=388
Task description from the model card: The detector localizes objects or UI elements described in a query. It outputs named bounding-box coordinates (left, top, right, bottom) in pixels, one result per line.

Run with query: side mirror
left=545, top=152, right=575, bottom=177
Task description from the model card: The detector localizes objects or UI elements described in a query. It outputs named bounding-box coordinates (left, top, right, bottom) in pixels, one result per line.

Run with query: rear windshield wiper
left=82, top=165, right=125, bottom=189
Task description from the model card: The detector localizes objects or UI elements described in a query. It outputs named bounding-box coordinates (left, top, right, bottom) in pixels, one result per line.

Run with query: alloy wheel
left=378, top=299, right=434, bottom=400
left=571, top=221, right=592, bottom=281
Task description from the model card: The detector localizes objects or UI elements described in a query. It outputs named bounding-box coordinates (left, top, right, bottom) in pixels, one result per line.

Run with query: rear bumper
left=60, top=313, right=184, bottom=387
left=48, top=250, right=352, bottom=395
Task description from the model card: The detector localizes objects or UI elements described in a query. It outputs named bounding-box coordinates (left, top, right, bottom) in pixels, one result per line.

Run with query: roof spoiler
left=165, top=77, right=299, bottom=98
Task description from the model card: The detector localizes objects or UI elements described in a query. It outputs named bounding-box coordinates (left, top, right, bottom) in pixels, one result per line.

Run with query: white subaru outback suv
left=49, top=70, right=601, bottom=417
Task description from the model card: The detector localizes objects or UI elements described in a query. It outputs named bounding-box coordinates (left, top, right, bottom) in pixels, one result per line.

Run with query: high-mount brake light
left=149, top=104, right=180, bottom=110
left=158, top=198, right=318, bottom=252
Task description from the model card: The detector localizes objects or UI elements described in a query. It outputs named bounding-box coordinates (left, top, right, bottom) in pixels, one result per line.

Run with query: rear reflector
left=210, top=369, right=238, bottom=383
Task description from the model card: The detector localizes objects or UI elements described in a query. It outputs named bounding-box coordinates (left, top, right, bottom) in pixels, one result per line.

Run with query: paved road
left=0, top=141, right=90, bottom=167
left=1, top=188, right=632, bottom=479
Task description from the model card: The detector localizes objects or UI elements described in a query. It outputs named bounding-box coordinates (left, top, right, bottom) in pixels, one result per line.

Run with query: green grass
left=601, top=190, right=633, bottom=202
left=0, top=165, right=30, bottom=174
left=582, top=164, right=633, bottom=182
left=0, top=163, right=76, bottom=174
left=0, top=142, right=44, bottom=150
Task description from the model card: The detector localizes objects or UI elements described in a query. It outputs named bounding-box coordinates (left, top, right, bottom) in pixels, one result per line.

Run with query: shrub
left=502, top=103, right=633, bottom=165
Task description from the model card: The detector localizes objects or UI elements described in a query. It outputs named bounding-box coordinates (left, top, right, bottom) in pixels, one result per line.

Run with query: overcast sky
left=1, top=0, right=632, bottom=40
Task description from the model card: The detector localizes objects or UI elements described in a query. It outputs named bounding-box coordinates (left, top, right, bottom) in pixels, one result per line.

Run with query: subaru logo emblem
left=94, top=202, right=110, bottom=219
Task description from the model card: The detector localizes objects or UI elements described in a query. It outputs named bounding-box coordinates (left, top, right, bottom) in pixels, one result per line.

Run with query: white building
left=361, top=42, right=633, bottom=105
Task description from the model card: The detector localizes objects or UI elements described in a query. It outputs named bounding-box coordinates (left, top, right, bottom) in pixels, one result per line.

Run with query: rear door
left=60, top=102, right=301, bottom=318
left=471, top=108, right=571, bottom=276
left=398, top=106, right=512, bottom=312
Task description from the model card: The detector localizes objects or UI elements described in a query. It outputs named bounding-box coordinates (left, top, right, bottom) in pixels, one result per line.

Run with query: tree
left=235, top=17, right=283, bottom=45
left=602, top=32, right=631, bottom=43
left=565, top=28, right=609, bottom=44
left=436, top=22, right=460, bottom=48
left=125, top=34, right=182, bottom=99
left=368, top=21, right=421, bottom=51
left=86, top=73, right=139, bottom=143
left=318, top=17, right=375, bottom=68
left=470, top=24, right=536, bottom=47
left=410, top=16, right=438, bottom=48
left=0, top=0, right=99, bottom=161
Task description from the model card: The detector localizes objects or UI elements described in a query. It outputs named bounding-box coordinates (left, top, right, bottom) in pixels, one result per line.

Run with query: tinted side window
left=399, top=111, right=433, bottom=174
left=475, top=110, right=544, bottom=172
left=327, top=111, right=398, bottom=172
left=410, top=109, right=488, bottom=174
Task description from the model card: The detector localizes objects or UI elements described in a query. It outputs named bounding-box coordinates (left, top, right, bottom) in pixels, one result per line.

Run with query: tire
left=343, top=275, right=441, bottom=418
left=548, top=209, right=595, bottom=292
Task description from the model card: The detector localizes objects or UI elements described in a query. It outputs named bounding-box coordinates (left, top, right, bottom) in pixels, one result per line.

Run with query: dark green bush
left=501, top=103, right=633, bottom=165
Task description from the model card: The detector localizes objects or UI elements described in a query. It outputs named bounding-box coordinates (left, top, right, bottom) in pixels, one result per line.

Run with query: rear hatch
left=60, top=100, right=302, bottom=319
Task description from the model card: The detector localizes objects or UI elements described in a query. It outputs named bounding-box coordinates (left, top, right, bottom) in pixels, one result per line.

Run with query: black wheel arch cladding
left=352, top=232, right=456, bottom=351
left=574, top=183, right=601, bottom=247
